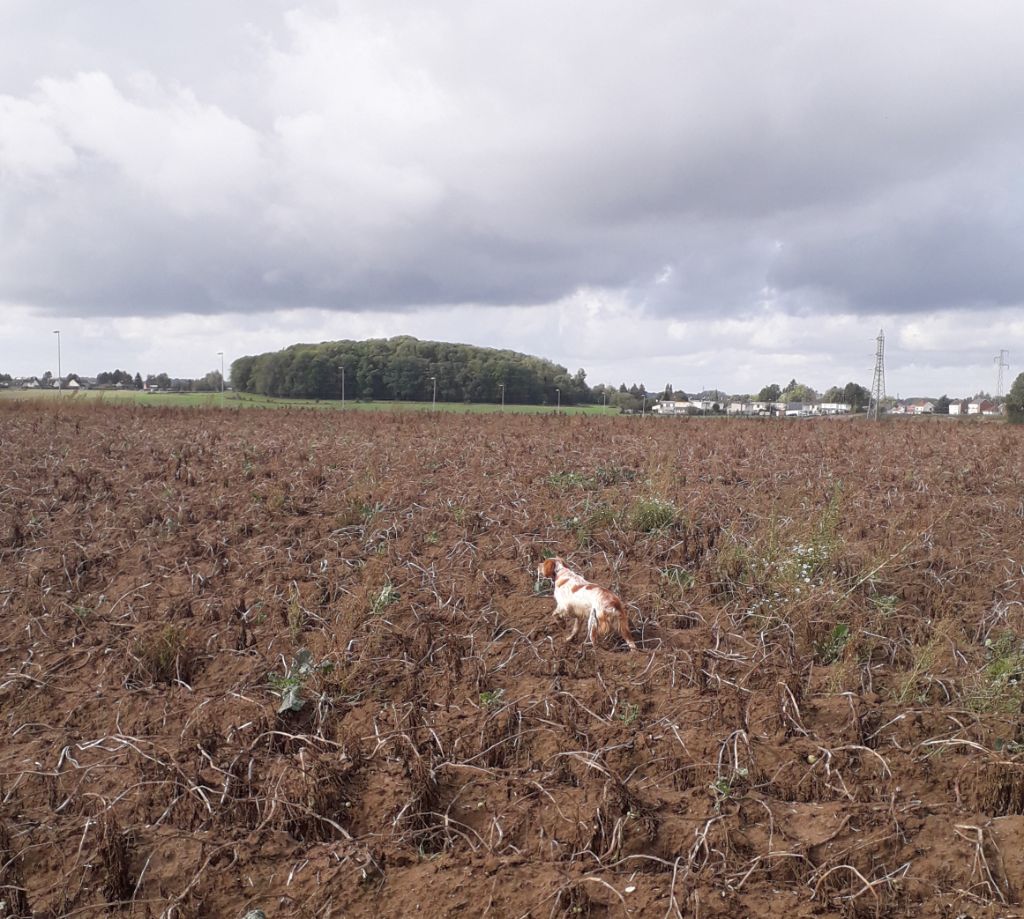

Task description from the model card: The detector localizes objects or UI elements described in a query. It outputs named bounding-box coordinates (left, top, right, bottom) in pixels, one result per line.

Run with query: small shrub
left=628, top=498, right=676, bottom=532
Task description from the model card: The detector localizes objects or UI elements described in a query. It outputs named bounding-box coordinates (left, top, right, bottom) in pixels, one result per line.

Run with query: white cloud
left=0, top=95, right=77, bottom=178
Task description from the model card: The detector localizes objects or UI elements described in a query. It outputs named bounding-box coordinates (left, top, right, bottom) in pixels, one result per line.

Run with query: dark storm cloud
left=3, top=1, right=1024, bottom=320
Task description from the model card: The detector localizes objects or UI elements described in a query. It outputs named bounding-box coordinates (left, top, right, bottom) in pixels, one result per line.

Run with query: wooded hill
left=230, top=336, right=593, bottom=404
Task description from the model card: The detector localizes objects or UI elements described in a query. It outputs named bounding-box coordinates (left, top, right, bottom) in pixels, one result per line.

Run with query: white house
left=652, top=400, right=692, bottom=415
left=817, top=402, right=852, bottom=415
left=728, top=401, right=770, bottom=415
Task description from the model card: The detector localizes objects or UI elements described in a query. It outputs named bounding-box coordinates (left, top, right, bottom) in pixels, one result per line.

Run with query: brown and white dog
left=537, top=556, right=637, bottom=651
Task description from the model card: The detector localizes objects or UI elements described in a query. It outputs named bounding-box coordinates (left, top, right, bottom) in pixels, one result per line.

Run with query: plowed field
left=2, top=403, right=1023, bottom=918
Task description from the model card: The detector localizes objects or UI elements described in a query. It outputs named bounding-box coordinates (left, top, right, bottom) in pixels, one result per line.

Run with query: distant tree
left=781, top=381, right=817, bottom=403
left=231, top=337, right=592, bottom=405
left=628, top=383, right=641, bottom=396
left=758, top=383, right=782, bottom=402
left=822, top=386, right=844, bottom=403
left=133, top=372, right=143, bottom=390
left=934, top=395, right=951, bottom=415
left=41, top=370, right=53, bottom=387
left=842, top=382, right=871, bottom=412
left=610, top=391, right=642, bottom=413
left=1007, top=373, right=1024, bottom=423
left=664, top=383, right=674, bottom=401
left=191, top=370, right=223, bottom=392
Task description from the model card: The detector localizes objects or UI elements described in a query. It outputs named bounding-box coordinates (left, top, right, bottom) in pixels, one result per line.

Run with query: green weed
left=815, top=623, right=851, bottom=664
left=479, top=689, right=505, bottom=707
left=268, top=649, right=334, bottom=714
left=370, top=580, right=400, bottom=615
left=660, top=566, right=695, bottom=590
left=966, top=633, right=1024, bottom=714
left=628, top=498, right=676, bottom=532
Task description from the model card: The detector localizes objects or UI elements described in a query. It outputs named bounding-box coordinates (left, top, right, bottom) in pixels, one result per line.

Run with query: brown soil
left=2, top=402, right=1024, bottom=918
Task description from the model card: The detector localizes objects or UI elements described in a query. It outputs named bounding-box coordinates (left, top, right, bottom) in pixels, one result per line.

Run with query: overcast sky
left=3, top=1, right=1023, bottom=397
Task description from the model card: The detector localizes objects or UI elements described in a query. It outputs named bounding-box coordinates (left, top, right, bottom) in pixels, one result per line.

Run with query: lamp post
left=556, top=387, right=560, bottom=411
left=499, top=383, right=505, bottom=410
left=338, top=366, right=345, bottom=409
left=53, top=330, right=61, bottom=393
left=217, top=351, right=224, bottom=401
left=430, top=376, right=437, bottom=411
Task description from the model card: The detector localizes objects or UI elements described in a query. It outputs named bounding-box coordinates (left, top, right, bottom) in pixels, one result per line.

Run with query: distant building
left=651, top=400, right=692, bottom=415
left=727, top=401, right=769, bottom=415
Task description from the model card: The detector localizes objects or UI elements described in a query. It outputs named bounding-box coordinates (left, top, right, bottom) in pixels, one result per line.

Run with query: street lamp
left=499, top=383, right=505, bottom=410
left=217, top=351, right=224, bottom=400
left=53, top=330, right=61, bottom=393
left=430, top=376, right=437, bottom=411
left=338, top=366, right=345, bottom=409
left=555, top=387, right=560, bottom=411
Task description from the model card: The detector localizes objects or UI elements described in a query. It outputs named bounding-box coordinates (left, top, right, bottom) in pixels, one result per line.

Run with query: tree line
left=230, top=337, right=593, bottom=404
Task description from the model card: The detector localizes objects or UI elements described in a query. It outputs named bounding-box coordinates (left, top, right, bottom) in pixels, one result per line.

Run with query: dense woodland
left=231, top=336, right=593, bottom=404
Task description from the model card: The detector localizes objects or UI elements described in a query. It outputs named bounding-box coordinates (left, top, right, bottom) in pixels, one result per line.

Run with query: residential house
left=727, top=401, right=769, bottom=415
left=652, top=400, right=692, bottom=415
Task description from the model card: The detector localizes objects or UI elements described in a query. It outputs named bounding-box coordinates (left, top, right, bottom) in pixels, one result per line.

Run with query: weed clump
left=129, top=625, right=195, bottom=685
left=967, top=633, right=1024, bottom=714
left=627, top=498, right=676, bottom=532
left=269, top=649, right=334, bottom=714
left=370, top=580, right=400, bottom=615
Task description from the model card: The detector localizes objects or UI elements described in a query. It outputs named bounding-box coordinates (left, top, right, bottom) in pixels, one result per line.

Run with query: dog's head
left=537, top=556, right=562, bottom=581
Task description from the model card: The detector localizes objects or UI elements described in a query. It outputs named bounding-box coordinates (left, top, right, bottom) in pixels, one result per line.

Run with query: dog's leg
left=565, top=615, right=581, bottom=643
left=586, top=607, right=599, bottom=645
left=618, top=612, right=638, bottom=651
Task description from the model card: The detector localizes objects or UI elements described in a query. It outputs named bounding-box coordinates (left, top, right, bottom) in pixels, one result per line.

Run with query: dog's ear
left=539, top=558, right=557, bottom=579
